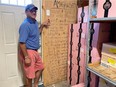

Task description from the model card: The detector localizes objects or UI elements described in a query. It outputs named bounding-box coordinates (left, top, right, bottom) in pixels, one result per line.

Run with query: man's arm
left=19, top=42, right=28, bottom=57
left=39, top=19, right=50, bottom=34
left=39, top=24, right=44, bottom=34
left=19, top=42, right=31, bottom=66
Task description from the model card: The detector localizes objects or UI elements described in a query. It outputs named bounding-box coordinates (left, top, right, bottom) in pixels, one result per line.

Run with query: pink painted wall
left=78, top=6, right=89, bottom=23
left=97, top=0, right=116, bottom=18
left=67, top=23, right=87, bottom=86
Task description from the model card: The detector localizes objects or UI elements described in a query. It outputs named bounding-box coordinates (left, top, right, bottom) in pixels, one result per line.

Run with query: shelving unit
left=87, top=66, right=116, bottom=85
left=90, top=18, right=116, bottom=23
left=86, top=0, right=116, bottom=87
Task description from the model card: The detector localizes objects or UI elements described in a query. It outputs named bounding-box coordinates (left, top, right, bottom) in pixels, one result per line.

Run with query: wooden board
left=42, top=0, right=77, bottom=86
left=88, top=63, right=116, bottom=81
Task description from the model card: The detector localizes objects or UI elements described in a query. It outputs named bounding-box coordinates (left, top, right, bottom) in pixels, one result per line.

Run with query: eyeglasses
left=30, top=9, right=37, bottom=13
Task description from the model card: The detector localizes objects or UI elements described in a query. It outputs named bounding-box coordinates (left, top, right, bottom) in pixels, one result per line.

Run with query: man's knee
left=39, top=68, right=44, bottom=72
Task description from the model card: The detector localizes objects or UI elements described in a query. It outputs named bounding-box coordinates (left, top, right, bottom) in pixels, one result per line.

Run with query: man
left=19, top=4, right=50, bottom=87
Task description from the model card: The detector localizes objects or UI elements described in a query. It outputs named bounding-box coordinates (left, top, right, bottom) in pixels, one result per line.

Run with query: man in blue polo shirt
left=19, top=4, right=50, bottom=87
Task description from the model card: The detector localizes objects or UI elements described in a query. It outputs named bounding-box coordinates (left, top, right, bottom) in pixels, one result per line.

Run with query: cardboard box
left=101, top=43, right=116, bottom=68
left=102, top=43, right=116, bottom=56
left=101, top=52, right=116, bottom=68
left=97, top=0, right=116, bottom=18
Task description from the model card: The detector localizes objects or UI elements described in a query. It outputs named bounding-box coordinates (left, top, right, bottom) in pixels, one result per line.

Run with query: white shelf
left=90, top=17, right=116, bottom=23
left=87, top=67, right=116, bottom=86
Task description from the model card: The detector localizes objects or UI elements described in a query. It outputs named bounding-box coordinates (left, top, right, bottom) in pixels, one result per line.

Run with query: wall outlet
left=46, top=9, right=50, bottom=16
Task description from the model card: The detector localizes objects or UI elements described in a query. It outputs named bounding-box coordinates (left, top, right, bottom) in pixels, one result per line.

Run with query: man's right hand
left=24, top=56, right=31, bottom=66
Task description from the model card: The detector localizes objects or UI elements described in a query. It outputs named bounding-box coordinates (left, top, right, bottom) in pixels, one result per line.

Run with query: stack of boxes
left=99, top=43, right=116, bottom=87
left=101, top=43, right=116, bottom=69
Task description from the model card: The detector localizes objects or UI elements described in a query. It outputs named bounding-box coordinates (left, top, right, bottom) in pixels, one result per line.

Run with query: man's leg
left=34, top=69, right=43, bottom=87
left=25, top=77, right=32, bottom=87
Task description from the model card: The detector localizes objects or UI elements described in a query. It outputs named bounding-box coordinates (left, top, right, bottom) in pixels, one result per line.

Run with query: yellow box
left=101, top=43, right=116, bottom=68
left=101, top=52, right=116, bottom=68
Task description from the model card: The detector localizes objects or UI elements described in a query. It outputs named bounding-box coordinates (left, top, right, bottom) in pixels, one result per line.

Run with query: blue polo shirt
left=19, top=18, right=40, bottom=50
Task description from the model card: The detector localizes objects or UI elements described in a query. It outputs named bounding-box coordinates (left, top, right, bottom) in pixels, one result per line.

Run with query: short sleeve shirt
left=19, top=18, right=40, bottom=50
